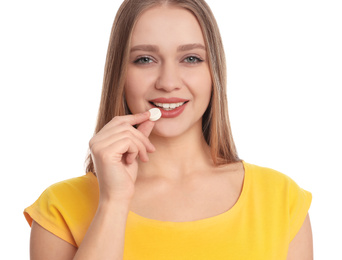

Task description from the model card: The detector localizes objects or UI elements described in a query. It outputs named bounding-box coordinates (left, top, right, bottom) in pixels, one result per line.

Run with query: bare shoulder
left=214, top=161, right=245, bottom=184
left=30, top=221, right=77, bottom=260
left=214, top=160, right=245, bottom=174
left=287, top=214, right=313, bottom=260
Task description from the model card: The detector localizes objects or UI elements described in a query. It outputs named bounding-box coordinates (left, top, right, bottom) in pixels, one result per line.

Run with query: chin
left=151, top=126, right=186, bottom=138
left=151, top=119, right=202, bottom=139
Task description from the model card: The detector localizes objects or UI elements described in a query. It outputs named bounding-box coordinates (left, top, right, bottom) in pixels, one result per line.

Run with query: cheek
left=124, top=71, right=142, bottom=113
left=124, top=68, right=156, bottom=113
left=200, top=68, right=213, bottom=100
left=184, top=68, right=212, bottom=100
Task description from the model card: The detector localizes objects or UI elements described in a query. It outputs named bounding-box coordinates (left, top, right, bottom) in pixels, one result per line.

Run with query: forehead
left=130, top=5, right=205, bottom=47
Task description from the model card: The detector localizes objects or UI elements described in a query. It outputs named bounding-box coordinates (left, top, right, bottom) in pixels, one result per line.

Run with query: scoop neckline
left=128, top=160, right=251, bottom=228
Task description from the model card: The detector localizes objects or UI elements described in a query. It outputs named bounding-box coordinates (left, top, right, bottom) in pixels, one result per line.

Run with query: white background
left=1, top=0, right=341, bottom=258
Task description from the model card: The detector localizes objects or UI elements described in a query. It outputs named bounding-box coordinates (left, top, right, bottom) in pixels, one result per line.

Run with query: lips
left=152, top=101, right=186, bottom=110
left=149, top=98, right=189, bottom=118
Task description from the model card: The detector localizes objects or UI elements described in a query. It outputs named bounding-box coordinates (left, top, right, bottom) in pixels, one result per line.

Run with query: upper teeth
left=153, top=102, right=185, bottom=110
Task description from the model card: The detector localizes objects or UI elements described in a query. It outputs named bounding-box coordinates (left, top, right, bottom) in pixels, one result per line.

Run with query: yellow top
left=24, top=161, right=312, bottom=259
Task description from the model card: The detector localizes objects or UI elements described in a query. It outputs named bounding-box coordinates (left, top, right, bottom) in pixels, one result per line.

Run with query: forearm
left=73, top=200, right=130, bottom=260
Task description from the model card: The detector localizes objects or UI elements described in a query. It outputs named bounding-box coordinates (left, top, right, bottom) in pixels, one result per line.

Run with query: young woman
left=24, top=0, right=313, bottom=259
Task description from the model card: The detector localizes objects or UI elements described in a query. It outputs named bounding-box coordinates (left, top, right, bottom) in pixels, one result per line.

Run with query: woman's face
left=125, top=5, right=212, bottom=137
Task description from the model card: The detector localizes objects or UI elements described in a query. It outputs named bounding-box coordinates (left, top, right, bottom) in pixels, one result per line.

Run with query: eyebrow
left=130, top=43, right=206, bottom=53
left=130, top=45, right=159, bottom=53
left=177, top=43, right=206, bottom=52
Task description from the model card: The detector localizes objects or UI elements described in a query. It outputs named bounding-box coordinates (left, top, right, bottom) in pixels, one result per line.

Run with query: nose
left=155, top=61, right=182, bottom=92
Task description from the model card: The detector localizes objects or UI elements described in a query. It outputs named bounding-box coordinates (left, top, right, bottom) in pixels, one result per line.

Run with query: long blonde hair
left=85, top=0, right=240, bottom=173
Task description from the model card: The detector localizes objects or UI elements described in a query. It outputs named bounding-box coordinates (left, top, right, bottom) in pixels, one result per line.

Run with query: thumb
left=137, top=120, right=155, bottom=137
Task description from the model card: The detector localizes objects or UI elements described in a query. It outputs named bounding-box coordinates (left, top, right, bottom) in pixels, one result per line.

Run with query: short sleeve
left=24, top=185, right=77, bottom=247
left=288, top=178, right=312, bottom=242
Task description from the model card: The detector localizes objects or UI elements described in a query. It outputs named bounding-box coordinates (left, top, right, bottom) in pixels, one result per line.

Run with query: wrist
left=98, top=195, right=132, bottom=209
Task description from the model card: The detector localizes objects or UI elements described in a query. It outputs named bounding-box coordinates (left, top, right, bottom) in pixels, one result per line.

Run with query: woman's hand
left=89, top=111, right=156, bottom=203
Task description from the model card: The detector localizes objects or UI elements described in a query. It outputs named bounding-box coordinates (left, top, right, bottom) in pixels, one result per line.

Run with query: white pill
left=149, top=108, right=162, bottom=121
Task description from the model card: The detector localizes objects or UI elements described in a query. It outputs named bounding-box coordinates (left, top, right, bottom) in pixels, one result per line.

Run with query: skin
left=29, top=5, right=313, bottom=259
left=125, top=5, right=212, bottom=140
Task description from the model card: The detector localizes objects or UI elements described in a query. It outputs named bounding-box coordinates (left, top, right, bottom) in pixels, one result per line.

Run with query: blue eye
left=184, top=56, right=203, bottom=63
left=134, top=57, right=153, bottom=64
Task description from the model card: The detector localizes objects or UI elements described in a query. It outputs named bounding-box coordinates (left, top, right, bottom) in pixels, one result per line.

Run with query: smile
left=151, top=102, right=187, bottom=111
left=149, top=98, right=189, bottom=118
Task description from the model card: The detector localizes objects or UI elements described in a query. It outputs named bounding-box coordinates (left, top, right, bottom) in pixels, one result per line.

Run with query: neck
left=138, top=127, right=213, bottom=181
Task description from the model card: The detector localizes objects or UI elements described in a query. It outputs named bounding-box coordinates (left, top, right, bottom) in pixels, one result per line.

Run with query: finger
left=108, top=138, right=140, bottom=164
left=93, top=132, right=150, bottom=163
left=91, top=123, right=155, bottom=153
left=113, top=111, right=151, bottom=127
left=125, top=151, right=140, bottom=164
left=137, top=120, right=155, bottom=138
left=114, top=137, right=149, bottom=164
left=95, top=111, right=150, bottom=135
